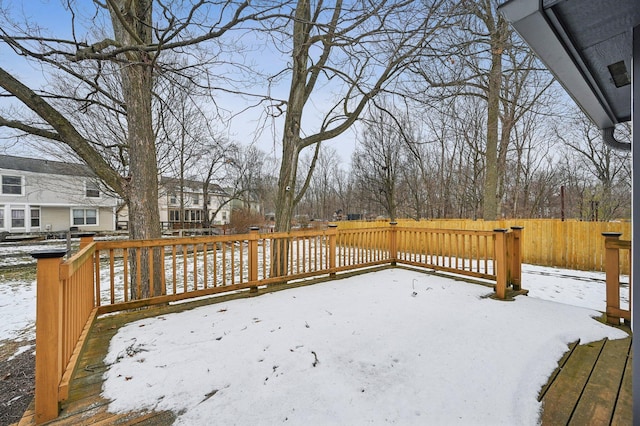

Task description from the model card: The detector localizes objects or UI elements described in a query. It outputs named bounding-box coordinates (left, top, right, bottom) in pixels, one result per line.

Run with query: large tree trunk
left=270, top=0, right=310, bottom=277
left=275, top=0, right=309, bottom=234
left=110, top=0, right=163, bottom=298
left=275, top=142, right=299, bottom=232
left=482, top=17, right=506, bottom=221
left=124, top=62, right=162, bottom=297
left=272, top=141, right=298, bottom=277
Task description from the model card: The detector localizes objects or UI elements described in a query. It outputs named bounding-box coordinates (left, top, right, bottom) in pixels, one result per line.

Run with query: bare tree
left=0, top=1, right=278, bottom=298
left=556, top=113, right=631, bottom=221
left=334, top=167, right=357, bottom=220
left=267, top=0, right=454, bottom=232
left=298, top=147, right=341, bottom=221
left=352, top=107, right=407, bottom=221
left=232, top=145, right=268, bottom=214
left=410, top=0, right=553, bottom=220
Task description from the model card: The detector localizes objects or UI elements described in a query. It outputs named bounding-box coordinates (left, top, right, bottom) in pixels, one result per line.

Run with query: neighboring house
left=0, top=154, right=120, bottom=234
left=228, top=188, right=262, bottom=215
left=158, top=177, right=233, bottom=228
left=116, top=176, right=232, bottom=230
left=111, top=176, right=253, bottom=230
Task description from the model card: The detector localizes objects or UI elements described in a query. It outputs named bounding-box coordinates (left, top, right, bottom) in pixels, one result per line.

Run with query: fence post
left=493, top=229, right=508, bottom=300
left=78, top=232, right=95, bottom=250
left=602, top=232, right=623, bottom=325
left=328, top=224, right=337, bottom=277
left=31, top=248, right=67, bottom=424
left=509, top=227, right=523, bottom=291
left=389, top=222, right=398, bottom=266
left=249, top=227, right=259, bottom=293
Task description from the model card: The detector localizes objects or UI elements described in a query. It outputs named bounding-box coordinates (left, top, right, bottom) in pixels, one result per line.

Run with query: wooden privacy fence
left=30, top=225, right=521, bottom=424
left=339, top=219, right=630, bottom=274
left=602, top=232, right=632, bottom=325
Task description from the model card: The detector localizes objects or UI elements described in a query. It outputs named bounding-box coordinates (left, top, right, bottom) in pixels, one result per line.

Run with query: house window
left=169, top=210, right=181, bottom=222
left=0, top=208, right=4, bottom=228
left=183, top=209, right=203, bottom=222
left=222, top=212, right=227, bottom=221
left=169, top=194, right=177, bottom=205
left=30, top=207, right=40, bottom=227
left=73, top=208, right=97, bottom=225
left=2, top=175, right=22, bottom=195
left=85, top=181, right=100, bottom=198
left=193, top=195, right=200, bottom=205
left=11, top=209, right=25, bottom=227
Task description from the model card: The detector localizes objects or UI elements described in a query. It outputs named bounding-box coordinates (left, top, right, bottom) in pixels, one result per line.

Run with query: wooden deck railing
left=31, top=242, right=100, bottom=424
left=602, top=232, right=632, bottom=325
left=30, top=224, right=521, bottom=424
left=340, top=219, right=630, bottom=274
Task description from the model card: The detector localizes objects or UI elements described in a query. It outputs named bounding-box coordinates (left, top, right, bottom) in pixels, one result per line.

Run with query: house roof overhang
left=498, top=0, right=639, bottom=140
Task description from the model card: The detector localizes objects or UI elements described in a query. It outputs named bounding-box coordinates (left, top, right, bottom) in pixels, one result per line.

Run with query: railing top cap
left=31, top=248, right=68, bottom=259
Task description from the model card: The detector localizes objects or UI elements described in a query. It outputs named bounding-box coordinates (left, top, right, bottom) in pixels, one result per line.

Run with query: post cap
left=389, top=221, right=398, bottom=225
left=249, top=226, right=260, bottom=231
left=493, top=228, right=508, bottom=233
left=31, top=248, right=67, bottom=259
left=77, top=232, right=96, bottom=237
left=328, top=224, right=338, bottom=228
left=602, top=232, right=623, bottom=237
left=510, top=226, right=524, bottom=230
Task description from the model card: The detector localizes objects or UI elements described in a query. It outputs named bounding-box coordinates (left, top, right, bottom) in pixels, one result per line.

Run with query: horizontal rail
left=88, top=226, right=516, bottom=311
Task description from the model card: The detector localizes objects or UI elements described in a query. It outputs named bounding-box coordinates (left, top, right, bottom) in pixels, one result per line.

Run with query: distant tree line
left=292, top=107, right=631, bottom=223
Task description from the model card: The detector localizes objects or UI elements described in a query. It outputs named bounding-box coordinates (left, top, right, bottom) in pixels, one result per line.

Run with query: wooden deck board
left=611, top=343, right=633, bottom=426
left=538, top=340, right=579, bottom=402
left=540, top=334, right=632, bottom=426
left=569, top=338, right=631, bottom=425
left=540, top=339, right=605, bottom=425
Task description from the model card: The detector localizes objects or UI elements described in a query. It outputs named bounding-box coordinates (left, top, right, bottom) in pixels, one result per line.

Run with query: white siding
left=0, top=167, right=119, bottom=233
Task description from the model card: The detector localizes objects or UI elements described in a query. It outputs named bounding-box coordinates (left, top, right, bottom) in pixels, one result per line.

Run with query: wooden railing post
left=603, top=232, right=623, bottom=325
left=509, top=227, right=523, bottom=291
left=78, top=232, right=95, bottom=250
left=328, top=224, right=337, bottom=277
left=389, top=222, right=398, bottom=266
left=493, top=229, right=508, bottom=300
left=249, top=227, right=259, bottom=293
left=31, top=248, right=68, bottom=424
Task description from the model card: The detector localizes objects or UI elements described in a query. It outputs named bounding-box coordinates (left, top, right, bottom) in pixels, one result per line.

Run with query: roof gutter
left=498, top=0, right=618, bottom=129
left=602, top=126, right=631, bottom=151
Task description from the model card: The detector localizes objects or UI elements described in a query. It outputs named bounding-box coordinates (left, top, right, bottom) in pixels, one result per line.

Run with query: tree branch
left=0, top=66, right=126, bottom=196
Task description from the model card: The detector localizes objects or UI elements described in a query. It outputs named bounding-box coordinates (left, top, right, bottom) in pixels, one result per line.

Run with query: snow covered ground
left=0, top=276, right=36, bottom=344
left=100, top=267, right=628, bottom=425
left=0, top=263, right=630, bottom=424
